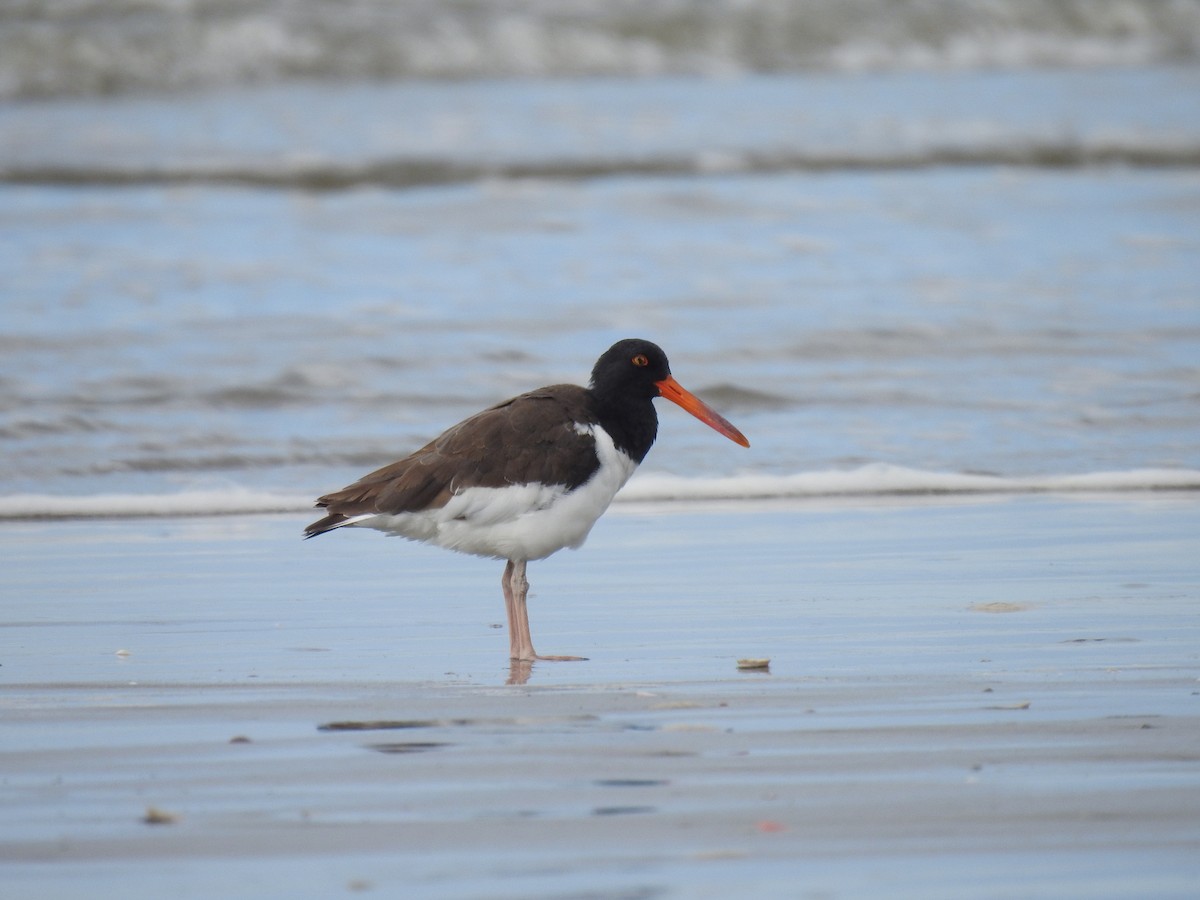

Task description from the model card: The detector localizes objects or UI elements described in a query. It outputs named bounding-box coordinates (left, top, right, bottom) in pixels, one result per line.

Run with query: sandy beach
left=4, top=5, right=1199, bottom=897
left=3, top=495, right=1198, bottom=898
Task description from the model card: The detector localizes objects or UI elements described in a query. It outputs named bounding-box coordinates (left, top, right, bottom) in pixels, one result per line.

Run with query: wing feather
left=304, top=386, right=600, bottom=537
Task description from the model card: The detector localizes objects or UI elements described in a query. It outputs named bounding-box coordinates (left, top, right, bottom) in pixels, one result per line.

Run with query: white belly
left=355, top=425, right=638, bottom=561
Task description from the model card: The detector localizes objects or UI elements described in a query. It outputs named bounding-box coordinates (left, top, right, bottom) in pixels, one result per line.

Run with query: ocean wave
left=0, top=488, right=306, bottom=521
left=620, top=465, right=1200, bottom=502
left=6, top=136, right=1199, bottom=190
left=2, top=0, right=1198, bottom=99
left=2, top=466, right=1196, bottom=521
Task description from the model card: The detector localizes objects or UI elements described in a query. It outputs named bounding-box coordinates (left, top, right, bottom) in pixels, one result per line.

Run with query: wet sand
left=3, top=495, right=1199, bottom=898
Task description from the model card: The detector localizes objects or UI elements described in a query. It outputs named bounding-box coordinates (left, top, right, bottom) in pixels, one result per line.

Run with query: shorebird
left=305, top=338, right=748, bottom=662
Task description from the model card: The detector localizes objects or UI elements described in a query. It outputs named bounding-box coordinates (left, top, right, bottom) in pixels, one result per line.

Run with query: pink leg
left=501, top=560, right=523, bottom=661
left=503, top=559, right=586, bottom=662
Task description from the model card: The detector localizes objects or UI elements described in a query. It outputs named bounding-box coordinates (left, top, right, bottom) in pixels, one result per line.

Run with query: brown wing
left=304, top=386, right=600, bottom=537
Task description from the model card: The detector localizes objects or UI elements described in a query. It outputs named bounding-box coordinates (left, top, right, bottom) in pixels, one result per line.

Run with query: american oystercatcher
left=305, top=339, right=748, bottom=662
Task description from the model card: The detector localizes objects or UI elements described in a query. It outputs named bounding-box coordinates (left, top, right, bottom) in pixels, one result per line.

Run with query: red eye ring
left=632, top=354, right=649, bottom=367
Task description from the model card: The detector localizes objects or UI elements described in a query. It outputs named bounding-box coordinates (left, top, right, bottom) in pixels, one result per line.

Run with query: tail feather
left=303, top=510, right=349, bottom=539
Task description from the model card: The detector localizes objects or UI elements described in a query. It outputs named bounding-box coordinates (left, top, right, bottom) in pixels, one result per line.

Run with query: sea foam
left=1, top=466, right=1196, bottom=521
left=620, top=465, right=1200, bottom=502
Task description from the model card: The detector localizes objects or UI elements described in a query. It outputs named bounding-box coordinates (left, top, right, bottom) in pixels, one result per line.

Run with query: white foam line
left=617, top=465, right=1200, bottom=502
left=0, top=466, right=1197, bottom=521
left=0, top=489, right=312, bottom=521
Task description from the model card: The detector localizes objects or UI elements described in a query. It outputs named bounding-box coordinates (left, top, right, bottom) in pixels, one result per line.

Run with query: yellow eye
left=632, top=354, right=649, bottom=367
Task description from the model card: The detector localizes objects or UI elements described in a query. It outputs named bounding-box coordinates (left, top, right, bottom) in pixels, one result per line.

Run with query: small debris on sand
left=736, top=658, right=770, bottom=670
left=143, top=806, right=179, bottom=825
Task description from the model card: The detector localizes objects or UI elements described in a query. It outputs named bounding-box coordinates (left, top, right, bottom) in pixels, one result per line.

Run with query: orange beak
left=655, top=375, right=750, bottom=448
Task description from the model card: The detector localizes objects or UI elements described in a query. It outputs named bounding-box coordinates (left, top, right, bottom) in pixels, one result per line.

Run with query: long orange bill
left=655, top=375, right=750, bottom=448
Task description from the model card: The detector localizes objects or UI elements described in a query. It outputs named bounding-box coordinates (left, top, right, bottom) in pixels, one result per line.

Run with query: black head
left=589, top=338, right=671, bottom=402
left=589, top=338, right=750, bottom=452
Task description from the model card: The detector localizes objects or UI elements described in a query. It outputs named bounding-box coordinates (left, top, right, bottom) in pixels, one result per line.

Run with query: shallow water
left=3, top=157, right=1199, bottom=503
left=2, top=497, right=1198, bottom=898
left=3, top=54, right=1200, bottom=511
left=3, top=9, right=1199, bottom=516
left=5, top=494, right=1197, bottom=687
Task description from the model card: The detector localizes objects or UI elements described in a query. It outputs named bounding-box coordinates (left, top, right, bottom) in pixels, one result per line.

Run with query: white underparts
left=352, top=424, right=638, bottom=561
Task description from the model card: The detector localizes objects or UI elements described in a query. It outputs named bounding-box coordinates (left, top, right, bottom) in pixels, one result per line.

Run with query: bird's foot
left=510, top=653, right=588, bottom=662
